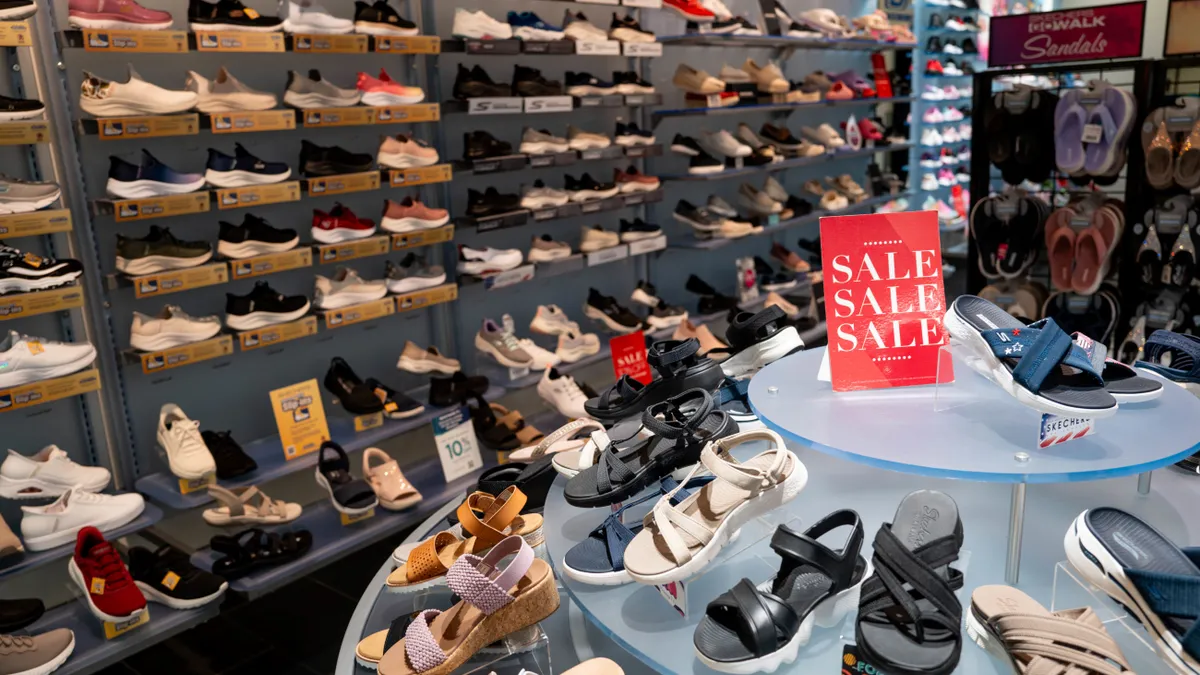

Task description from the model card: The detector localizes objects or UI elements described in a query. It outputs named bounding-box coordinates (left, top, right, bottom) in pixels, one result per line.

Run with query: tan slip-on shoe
left=0, top=629, right=75, bottom=675
left=672, top=64, right=725, bottom=95
left=397, top=340, right=459, bottom=375
left=742, top=58, right=788, bottom=93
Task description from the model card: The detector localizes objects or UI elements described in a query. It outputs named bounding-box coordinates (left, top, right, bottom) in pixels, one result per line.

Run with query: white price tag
left=524, top=96, right=575, bottom=113
left=628, top=235, right=667, bottom=255
left=1080, top=123, right=1103, bottom=144
left=432, top=406, right=484, bottom=482
left=586, top=244, right=630, bottom=266
left=467, top=97, right=524, bottom=115
left=622, top=42, right=662, bottom=57
left=1038, top=414, right=1096, bottom=447
left=574, top=40, right=622, bottom=55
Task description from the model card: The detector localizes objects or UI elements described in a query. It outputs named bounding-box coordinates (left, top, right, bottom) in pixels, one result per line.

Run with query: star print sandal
left=944, top=295, right=1118, bottom=417
left=201, top=485, right=302, bottom=526
left=1069, top=332, right=1163, bottom=402
left=377, top=535, right=560, bottom=675
left=965, top=584, right=1134, bottom=675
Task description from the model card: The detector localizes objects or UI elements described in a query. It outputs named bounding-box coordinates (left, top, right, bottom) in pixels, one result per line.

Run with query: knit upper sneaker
left=69, top=526, right=146, bottom=623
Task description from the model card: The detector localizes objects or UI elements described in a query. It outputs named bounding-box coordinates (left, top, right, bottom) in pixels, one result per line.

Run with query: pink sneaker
left=381, top=198, right=449, bottom=233
left=356, top=69, right=425, bottom=106
left=376, top=134, right=439, bottom=169
left=68, top=0, right=173, bottom=29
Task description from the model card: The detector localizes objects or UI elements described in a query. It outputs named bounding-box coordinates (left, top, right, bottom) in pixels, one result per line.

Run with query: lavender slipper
left=1054, top=90, right=1087, bottom=174
left=1084, top=87, right=1135, bottom=175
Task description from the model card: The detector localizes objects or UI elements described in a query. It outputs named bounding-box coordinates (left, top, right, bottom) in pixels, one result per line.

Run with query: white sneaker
left=530, top=305, right=580, bottom=336
left=921, top=84, right=945, bottom=101
left=280, top=0, right=354, bottom=33
left=921, top=173, right=938, bottom=191
left=0, top=446, right=111, bottom=499
left=921, top=128, right=944, bottom=146
left=19, top=488, right=145, bottom=551
left=156, top=403, right=217, bottom=480
left=579, top=225, right=620, bottom=252
left=537, top=367, right=590, bottom=419
left=562, top=10, right=608, bottom=42
left=943, top=41, right=964, bottom=54
left=0, top=330, right=96, bottom=388
left=519, top=339, right=562, bottom=370
left=556, top=331, right=600, bottom=362
left=314, top=267, right=388, bottom=310
left=130, top=305, right=222, bottom=352
left=80, top=65, right=198, bottom=117
left=522, top=181, right=570, bottom=209
left=700, top=130, right=751, bottom=158
left=944, top=107, right=964, bottom=121
left=458, top=246, right=523, bottom=275
left=452, top=8, right=513, bottom=38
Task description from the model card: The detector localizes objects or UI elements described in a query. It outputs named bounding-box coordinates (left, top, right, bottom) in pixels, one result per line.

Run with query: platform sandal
left=551, top=423, right=647, bottom=479
left=364, top=448, right=422, bottom=511
left=1069, top=332, right=1162, bottom=402
left=356, top=605, right=545, bottom=670
left=966, top=584, right=1134, bottom=675
left=693, top=510, right=868, bottom=673
left=210, top=528, right=312, bottom=580
left=623, top=429, right=806, bottom=585
left=470, top=458, right=557, bottom=513
left=565, top=389, right=738, bottom=508
left=315, top=441, right=379, bottom=516
left=468, top=395, right=521, bottom=451
left=1137, top=328, right=1200, bottom=394
left=377, top=535, right=561, bottom=675
left=945, top=295, right=1118, bottom=417
left=855, top=490, right=964, bottom=675
left=201, top=485, right=302, bottom=526
left=584, top=338, right=725, bottom=422
left=1066, top=507, right=1200, bottom=675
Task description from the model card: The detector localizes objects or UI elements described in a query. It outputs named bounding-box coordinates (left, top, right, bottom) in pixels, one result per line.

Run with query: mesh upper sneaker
left=130, top=305, right=221, bottom=351
left=283, top=69, right=360, bottom=108
left=188, top=0, right=281, bottom=30
left=128, top=544, right=227, bottom=610
left=562, top=10, right=608, bottom=42
left=579, top=225, right=619, bottom=252
left=385, top=254, right=446, bottom=293
left=520, top=128, right=569, bottom=154
left=116, top=226, right=212, bottom=276
left=281, top=0, right=353, bottom=33
left=377, top=133, right=437, bottom=168
left=0, top=444, right=110, bottom=499
left=187, top=67, right=276, bottom=113
left=397, top=340, right=459, bottom=374
left=530, top=304, right=580, bottom=335
left=507, top=11, right=563, bottom=40
left=475, top=318, right=533, bottom=368
left=0, top=243, right=82, bottom=293
left=357, top=69, right=425, bottom=106
left=513, top=65, right=563, bottom=96
left=452, top=8, right=512, bottom=38
left=314, top=267, right=387, bottom=310
left=0, top=629, right=75, bottom=674
left=380, top=197, right=448, bottom=232
left=69, top=0, right=169, bottom=27
left=452, top=64, right=511, bottom=99
left=458, top=246, right=523, bottom=275
left=352, top=0, right=416, bottom=35
left=613, top=71, right=655, bottom=94
left=614, top=122, right=655, bottom=146
left=299, top=140, right=373, bottom=177
left=565, top=172, right=618, bottom=201
left=610, top=13, right=655, bottom=42
left=224, top=281, right=310, bottom=330
left=0, top=94, right=43, bottom=122
left=619, top=218, right=662, bottom=241
left=583, top=287, right=641, bottom=333
left=204, top=144, right=290, bottom=188
left=614, top=166, right=660, bottom=192
left=157, top=403, right=216, bottom=479
left=567, top=125, right=611, bottom=150
left=20, top=489, right=142, bottom=553
left=81, top=65, right=197, bottom=117
left=565, top=72, right=616, bottom=96
left=312, top=203, right=376, bottom=243
left=557, top=331, right=600, bottom=362
left=527, top=234, right=571, bottom=262
left=106, top=150, right=205, bottom=199
left=217, top=214, right=299, bottom=258
left=0, top=330, right=95, bottom=388
left=537, top=367, right=589, bottom=419
left=70, top=527, right=146, bottom=623
left=521, top=180, right=569, bottom=209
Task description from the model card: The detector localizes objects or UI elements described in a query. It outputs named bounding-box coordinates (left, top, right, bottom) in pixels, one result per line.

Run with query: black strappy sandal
left=584, top=338, right=725, bottom=422
left=693, top=511, right=869, bottom=673
left=468, top=394, right=521, bottom=451
left=210, top=528, right=313, bottom=580
left=855, top=490, right=965, bottom=675
left=315, top=441, right=379, bottom=516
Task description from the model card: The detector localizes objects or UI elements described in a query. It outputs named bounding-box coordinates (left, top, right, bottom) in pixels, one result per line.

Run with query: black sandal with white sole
left=315, top=441, right=378, bottom=515
left=210, top=528, right=312, bottom=580
left=584, top=338, right=724, bottom=422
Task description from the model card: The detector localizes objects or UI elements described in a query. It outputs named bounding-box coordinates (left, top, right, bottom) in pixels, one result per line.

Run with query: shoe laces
left=497, top=331, right=522, bottom=352
left=90, top=543, right=133, bottom=591
left=0, top=635, right=35, bottom=650
left=169, top=419, right=209, bottom=457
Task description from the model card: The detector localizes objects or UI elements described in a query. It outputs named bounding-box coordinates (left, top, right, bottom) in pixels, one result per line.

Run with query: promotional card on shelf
left=611, top=330, right=651, bottom=385
left=432, top=406, right=484, bottom=482
left=820, top=210, right=952, bottom=392
left=269, top=379, right=330, bottom=460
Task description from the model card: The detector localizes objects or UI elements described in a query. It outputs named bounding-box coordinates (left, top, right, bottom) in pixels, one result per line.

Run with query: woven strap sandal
left=364, top=448, right=423, bottom=511
left=378, top=535, right=561, bottom=675
left=623, top=429, right=806, bottom=586
left=201, top=485, right=302, bottom=526
left=856, top=490, right=964, bottom=675
left=584, top=338, right=725, bottom=422
left=509, top=418, right=603, bottom=463
left=966, top=585, right=1134, bottom=675
left=386, top=531, right=480, bottom=593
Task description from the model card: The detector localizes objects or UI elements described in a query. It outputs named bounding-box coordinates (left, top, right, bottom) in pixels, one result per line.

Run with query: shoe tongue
left=90, top=543, right=116, bottom=559
left=126, top=64, right=144, bottom=82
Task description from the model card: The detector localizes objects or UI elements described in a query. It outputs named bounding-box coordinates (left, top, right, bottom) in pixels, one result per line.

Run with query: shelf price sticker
left=315, top=235, right=390, bottom=263
left=139, top=335, right=233, bottom=374
left=0, top=369, right=101, bottom=414
left=341, top=508, right=375, bottom=526
left=0, top=22, right=30, bottom=46
left=82, top=29, right=186, bottom=51
left=178, top=472, right=216, bottom=495
left=97, top=114, right=198, bottom=140
left=269, top=379, right=330, bottom=461
left=104, top=609, right=151, bottom=640
left=395, top=283, right=458, bottom=314
left=432, top=406, right=483, bottom=482
left=374, top=35, right=440, bottom=53
left=0, top=286, right=83, bottom=321
left=322, top=297, right=394, bottom=329
left=388, top=164, right=452, bottom=188
left=392, top=225, right=454, bottom=251
left=293, top=33, right=368, bottom=52
left=374, top=103, right=440, bottom=124
left=302, top=107, right=376, bottom=127
left=230, top=248, right=312, bottom=279
left=306, top=171, right=380, bottom=197
left=216, top=181, right=301, bottom=209
left=0, top=209, right=71, bottom=238
left=238, top=316, right=317, bottom=351
left=0, top=122, right=48, bottom=145
left=131, top=262, right=228, bottom=299
left=195, top=31, right=285, bottom=52
left=111, top=193, right=209, bottom=222
left=210, top=110, right=296, bottom=133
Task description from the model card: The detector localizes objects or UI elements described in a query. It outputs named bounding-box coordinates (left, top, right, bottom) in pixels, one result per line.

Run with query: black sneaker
left=463, top=130, right=513, bottom=160
left=365, top=377, right=424, bottom=419
left=0, top=93, right=43, bottom=121
left=612, top=71, right=655, bottom=95
left=128, top=545, right=228, bottom=609
left=670, top=134, right=703, bottom=156
left=513, top=65, right=563, bottom=96
left=786, top=195, right=813, bottom=217
left=116, top=226, right=211, bottom=276
left=632, top=279, right=661, bottom=307
left=324, top=357, right=384, bottom=415
left=565, top=71, right=616, bottom=97
left=619, top=218, right=662, bottom=241
left=928, top=13, right=944, bottom=28
left=188, top=0, right=282, bottom=31
left=453, top=64, right=511, bottom=100
left=429, top=371, right=489, bottom=407
left=0, top=242, right=82, bottom=292
left=217, top=214, right=299, bottom=259
left=352, top=0, right=417, bottom=36
left=614, top=122, right=653, bottom=144
left=760, top=123, right=802, bottom=150
left=686, top=274, right=738, bottom=313
left=689, top=152, right=724, bottom=175
left=961, top=37, right=978, bottom=53
left=205, top=143, right=290, bottom=188
left=925, top=36, right=942, bottom=52
left=201, top=430, right=256, bottom=479
left=224, top=281, right=311, bottom=331
left=299, top=140, right=374, bottom=177
left=565, top=173, right=618, bottom=201
left=466, top=187, right=522, bottom=218
left=584, top=287, right=641, bottom=333
left=0, top=598, right=42, bottom=633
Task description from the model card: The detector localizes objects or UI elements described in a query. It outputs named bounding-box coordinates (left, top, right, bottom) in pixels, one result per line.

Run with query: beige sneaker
left=0, top=515, right=21, bottom=558
left=719, top=219, right=759, bottom=239
left=0, top=630, right=75, bottom=674
left=377, top=134, right=439, bottom=169
left=396, top=340, right=460, bottom=375
left=742, top=58, right=788, bottom=94
left=579, top=225, right=619, bottom=252
left=672, top=64, right=725, bottom=95
left=765, top=292, right=800, bottom=317
left=786, top=89, right=821, bottom=104
left=674, top=319, right=728, bottom=358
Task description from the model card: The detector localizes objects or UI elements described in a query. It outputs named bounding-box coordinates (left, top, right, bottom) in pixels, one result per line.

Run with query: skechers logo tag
left=907, top=506, right=939, bottom=547
left=1112, top=532, right=1147, bottom=562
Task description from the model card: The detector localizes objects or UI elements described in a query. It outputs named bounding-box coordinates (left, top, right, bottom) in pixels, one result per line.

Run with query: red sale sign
left=820, top=210, right=952, bottom=392
left=610, top=331, right=651, bottom=385
left=988, top=2, right=1145, bottom=68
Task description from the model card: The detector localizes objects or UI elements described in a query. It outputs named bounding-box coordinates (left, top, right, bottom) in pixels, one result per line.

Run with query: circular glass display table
left=749, top=347, right=1200, bottom=582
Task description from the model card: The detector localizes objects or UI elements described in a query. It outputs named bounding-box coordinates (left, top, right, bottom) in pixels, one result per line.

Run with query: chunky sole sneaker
left=106, top=176, right=206, bottom=200
left=225, top=302, right=310, bottom=331
left=387, top=273, right=446, bottom=294
left=380, top=214, right=449, bottom=232
left=69, top=13, right=171, bottom=29
left=354, top=20, right=418, bottom=36
left=283, top=90, right=361, bottom=109
left=204, top=167, right=291, bottom=189
left=189, top=20, right=283, bottom=32
left=116, top=251, right=212, bottom=276
left=361, top=90, right=425, bottom=106
left=0, top=269, right=82, bottom=294
left=0, top=345, right=96, bottom=389
left=217, top=237, right=299, bottom=259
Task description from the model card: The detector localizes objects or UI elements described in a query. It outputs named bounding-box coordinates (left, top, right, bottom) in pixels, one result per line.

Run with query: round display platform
left=748, top=348, right=1200, bottom=483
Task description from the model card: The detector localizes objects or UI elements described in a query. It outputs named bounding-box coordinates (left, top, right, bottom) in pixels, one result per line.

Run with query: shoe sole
left=376, top=152, right=438, bottom=169
left=386, top=274, right=446, bottom=294
left=362, top=91, right=426, bottom=106
left=204, top=168, right=291, bottom=188
left=225, top=303, right=311, bottom=331
left=381, top=216, right=448, bottom=232
left=0, top=347, right=96, bottom=390
left=353, top=21, right=419, bottom=36
left=189, top=21, right=282, bottom=32
left=315, top=288, right=389, bottom=311
left=519, top=141, right=570, bottom=154
left=106, top=177, right=207, bottom=200
left=116, top=252, right=212, bottom=276
left=136, top=580, right=228, bottom=610
left=0, top=192, right=59, bottom=214
left=311, top=226, right=377, bottom=244
left=720, top=327, right=804, bottom=379
left=0, top=472, right=108, bottom=499
left=283, top=91, right=362, bottom=109
left=217, top=237, right=300, bottom=259
left=396, top=357, right=456, bottom=375
left=0, top=270, right=81, bottom=294
left=131, top=325, right=222, bottom=352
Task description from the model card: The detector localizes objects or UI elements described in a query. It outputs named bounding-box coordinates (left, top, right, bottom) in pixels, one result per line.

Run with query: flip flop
left=1137, top=219, right=1164, bottom=288
left=1169, top=223, right=1196, bottom=288
left=1084, top=87, right=1136, bottom=176
left=1044, top=207, right=1076, bottom=290
left=1054, top=90, right=1088, bottom=174
left=997, top=199, right=1042, bottom=279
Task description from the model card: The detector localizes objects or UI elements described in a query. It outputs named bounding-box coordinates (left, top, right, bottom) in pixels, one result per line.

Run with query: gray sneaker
left=474, top=317, right=532, bottom=368
left=519, top=127, right=569, bottom=155
left=738, top=182, right=783, bottom=215
left=706, top=195, right=738, bottom=219
left=386, top=254, right=446, bottom=294
left=188, top=67, right=277, bottom=114
left=0, top=176, right=60, bottom=214
left=0, top=629, right=75, bottom=675
left=527, top=234, right=571, bottom=262
left=283, top=69, right=360, bottom=109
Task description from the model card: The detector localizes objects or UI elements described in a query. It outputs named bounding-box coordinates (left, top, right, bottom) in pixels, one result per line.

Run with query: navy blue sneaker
left=506, top=11, right=563, bottom=40
left=204, top=144, right=291, bottom=188
left=565, top=71, right=616, bottom=96
left=106, top=149, right=205, bottom=199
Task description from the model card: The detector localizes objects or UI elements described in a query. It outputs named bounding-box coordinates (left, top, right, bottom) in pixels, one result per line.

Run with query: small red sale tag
left=610, top=331, right=652, bottom=385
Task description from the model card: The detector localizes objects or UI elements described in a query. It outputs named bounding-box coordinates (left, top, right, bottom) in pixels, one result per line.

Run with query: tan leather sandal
left=0, top=515, right=22, bottom=557
left=201, top=485, right=302, bottom=526
left=386, top=531, right=480, bottom=594
left=363, top=448, right=422, bottom=511
left=490, top=404, right=545, bottom=446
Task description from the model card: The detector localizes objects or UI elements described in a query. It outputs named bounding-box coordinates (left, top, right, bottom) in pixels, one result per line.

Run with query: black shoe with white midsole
left=713, top=306, right=805, bottom=379
left=315, top=441, right=379, bottom=516
left=217, top=215, right=300, bottom=259
left=584, top=287, right=641, bottom=334
left=225, top=281, right=311, bottom=330
left=0, top=245, right=83, bottom=294
left=128, top=545, right=228, bottom=610
left=0, top=93, right=43, bottom=121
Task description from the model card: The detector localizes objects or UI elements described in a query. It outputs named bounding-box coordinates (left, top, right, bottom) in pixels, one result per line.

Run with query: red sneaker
left=663, top=0, right=714, bottom=21
left=858, top=118, right=884, bottom=141
left=312, top=203, right=377, bottom=244
left=69, top=526, right=146, bottom=623
left=926, top=59, right=944, bottom=75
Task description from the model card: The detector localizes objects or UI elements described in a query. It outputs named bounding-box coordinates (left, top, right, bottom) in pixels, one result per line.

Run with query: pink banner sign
left=988, top=2, right=1145, bottom=67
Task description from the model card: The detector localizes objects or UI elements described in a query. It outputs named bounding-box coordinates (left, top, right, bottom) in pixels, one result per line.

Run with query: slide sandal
left=1054, top=90, right=1087, bottom=174
left=966, top=584, right=1135, bottom=674
left=1137, top=328, right=1200, bottom=394
left=201, top=485, right=301, bottom=526
left=1071, top=225, right=1108, bottom=295
left=970, top=196, right=1004, bottom=279
left=1065, top=508, right=1200, bottom=675
left=1170, top=224, right=1197, bottom=288
left=855, top=490, right=964, bottom=675
left=1071, top=332, right=1163, bottom=402
left=508, top=418, right=602, bottom=463
left=1148, top=121, right=1179, bottom=189
left=693, top=511, right=867, bottom=674
left=1178, top=120, right=1200, bottom=189
left=211, top=528, right=312, bottom=580
left=377, top=536, right=560, bottom=675
left=945, top=295, right=1118, bottom=417
left=623, top=429, right=806, bottom=585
